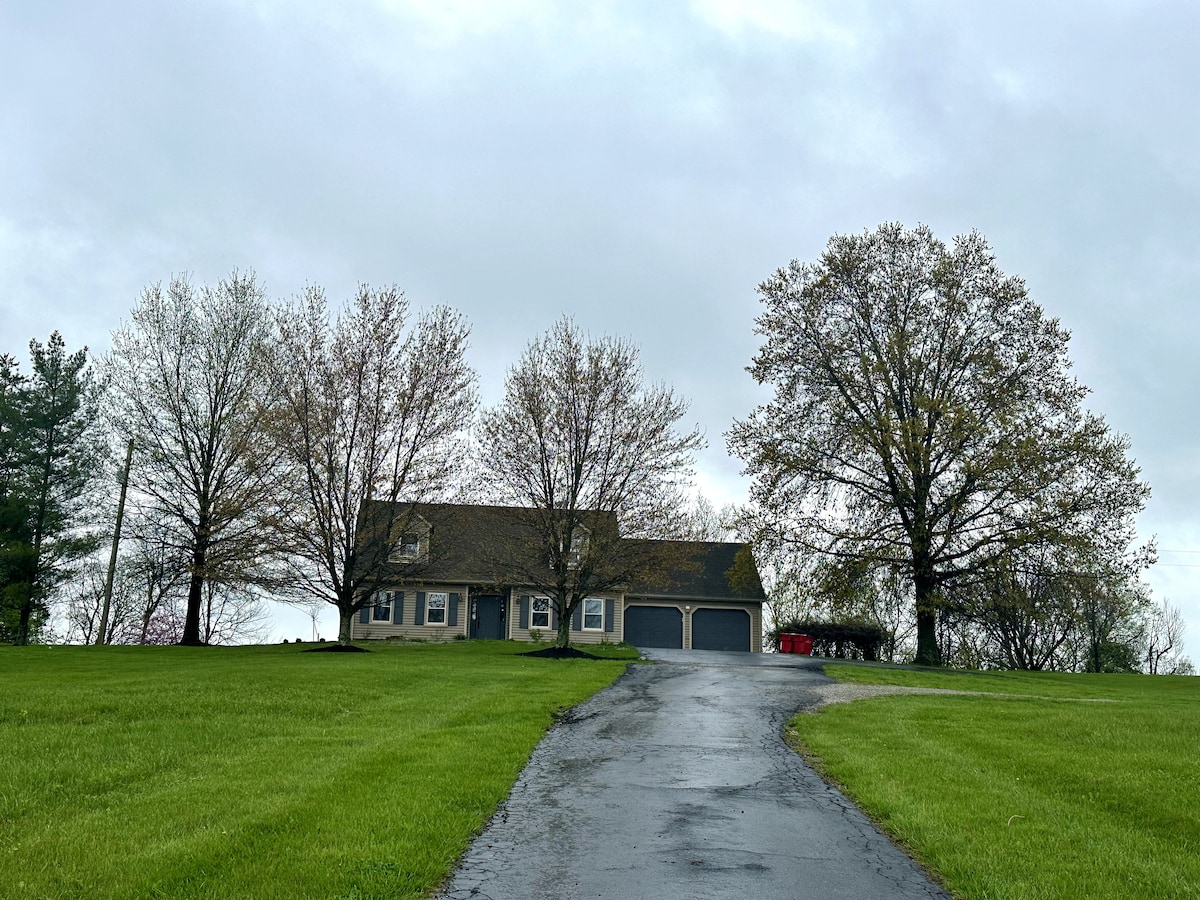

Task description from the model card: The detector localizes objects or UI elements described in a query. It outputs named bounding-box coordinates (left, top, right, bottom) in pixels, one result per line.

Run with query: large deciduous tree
left=0, top=335, right=102, bottom=644
left=730, top=224, right=1151, bottom=665
left=270, top=286, right=477, bottom=644
left=105, top=272, right=280, bottom=646
left=478, top=318, right=704, bottom=648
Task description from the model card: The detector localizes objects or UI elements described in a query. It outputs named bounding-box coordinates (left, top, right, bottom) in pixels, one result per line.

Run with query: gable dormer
left=388, top=514, right=431, bottom=563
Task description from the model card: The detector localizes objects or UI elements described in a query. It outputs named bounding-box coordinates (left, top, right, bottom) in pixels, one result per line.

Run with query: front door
left=471, top=595, right=505, bottom=640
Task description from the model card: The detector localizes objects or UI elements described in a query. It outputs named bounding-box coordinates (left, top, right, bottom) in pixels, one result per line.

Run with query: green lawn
left=0, top=640, right=637, bottom=899
left=792, top=664, right=1200, bottom=900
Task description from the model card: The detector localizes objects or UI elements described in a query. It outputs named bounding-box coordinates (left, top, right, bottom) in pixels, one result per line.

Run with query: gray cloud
left=3, top=0, right=1197, bottom=646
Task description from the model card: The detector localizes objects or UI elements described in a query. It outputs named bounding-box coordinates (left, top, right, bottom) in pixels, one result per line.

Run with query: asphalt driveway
left=438, top=650, right=949, bottom=900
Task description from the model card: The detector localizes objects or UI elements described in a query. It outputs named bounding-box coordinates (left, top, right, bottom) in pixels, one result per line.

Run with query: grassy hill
left=0, top=641, right=635, bottom=899
left=793, top=665, right=1200, bottom=900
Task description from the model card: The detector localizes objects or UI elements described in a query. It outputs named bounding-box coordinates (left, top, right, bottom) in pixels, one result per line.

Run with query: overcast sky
left=3, top=0, right=1198, bottom=654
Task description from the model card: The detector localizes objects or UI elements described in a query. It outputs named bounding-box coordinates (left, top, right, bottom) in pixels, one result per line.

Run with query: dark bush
left=773, top=619, right=885, bottom=661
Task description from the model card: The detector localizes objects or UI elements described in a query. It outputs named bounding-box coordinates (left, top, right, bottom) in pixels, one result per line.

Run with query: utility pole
left=97, top=438, right=134, bottom=645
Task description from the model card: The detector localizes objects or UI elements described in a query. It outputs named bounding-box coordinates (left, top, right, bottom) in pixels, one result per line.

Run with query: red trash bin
left=778, top=633, right=794, bottom=654
left=794, top=634, right=814, bottom=656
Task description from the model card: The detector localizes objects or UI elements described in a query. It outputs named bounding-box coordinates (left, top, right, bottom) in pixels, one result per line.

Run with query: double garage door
left=623, top=605, right=750, bottom=652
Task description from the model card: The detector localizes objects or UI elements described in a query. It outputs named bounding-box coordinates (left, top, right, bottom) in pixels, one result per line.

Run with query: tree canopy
left=478, top=318, right=704, bottom=647
left=269, top=285, right=477, bottom=644
left=105, top=272, right=280, bottom=645
left=0, top=334, right=101, bottom=644
left=729, top=223, right=1151, bottom=665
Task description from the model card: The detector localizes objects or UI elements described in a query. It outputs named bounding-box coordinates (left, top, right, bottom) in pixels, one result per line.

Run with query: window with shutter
left=426, top=592, right=448, bottom=625
left=583, top=598, right=603, bottom=630
left=371, top=591, right=393, bottom=621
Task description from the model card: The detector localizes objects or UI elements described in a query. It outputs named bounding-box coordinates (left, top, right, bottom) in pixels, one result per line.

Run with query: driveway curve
left=438, top=650, right=949, bottom=900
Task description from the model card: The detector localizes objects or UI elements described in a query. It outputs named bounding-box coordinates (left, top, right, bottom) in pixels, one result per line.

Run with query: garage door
left=691, top=608, right=751, bottom=652
left=623, top=605, right=683, bottom=648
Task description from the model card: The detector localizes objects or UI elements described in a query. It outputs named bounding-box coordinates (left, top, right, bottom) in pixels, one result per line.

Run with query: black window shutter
left=605, top=599, right=615, bottom=632
left=393, top=591, right=404, bottom=625
left=519, top=595, right=530, bottom=629
left=448, top=593, right=460, bottom=627
left=358, top=606, right=369, bottom=625
left=551, top=605, right=559, bottom=629
left=415, top=591, right=425, bottom=625
left=571, top=603, right=582, bottom=631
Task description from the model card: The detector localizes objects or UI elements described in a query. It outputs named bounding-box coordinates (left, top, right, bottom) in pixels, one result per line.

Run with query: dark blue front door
left=471, top=595, right=504, bottom=640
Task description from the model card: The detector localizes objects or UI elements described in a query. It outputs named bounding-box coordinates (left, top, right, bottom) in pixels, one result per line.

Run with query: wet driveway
left=437, top=649, right=949, bottom=900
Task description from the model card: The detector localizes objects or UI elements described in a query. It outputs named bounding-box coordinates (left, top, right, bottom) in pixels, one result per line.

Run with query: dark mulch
left=301, top=643, right=371, bottom=653
left=520, top=646, right=600, bottom=660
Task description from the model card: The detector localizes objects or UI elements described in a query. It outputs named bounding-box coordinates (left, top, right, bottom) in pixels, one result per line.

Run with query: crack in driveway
left=437, top=650, right=950, bottom=900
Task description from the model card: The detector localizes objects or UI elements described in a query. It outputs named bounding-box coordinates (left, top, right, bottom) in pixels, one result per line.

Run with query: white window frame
left=372, top=590, right=394, bottom=622
left=389, top=532, right=423, bottom=562
left=583, top=597, right=604, bottom=631
left=530, top=596, right=551, bottom=630
left=425, top=591, right=448, bottom=626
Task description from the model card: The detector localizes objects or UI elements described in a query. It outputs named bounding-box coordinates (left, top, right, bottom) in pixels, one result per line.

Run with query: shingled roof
left=356, top=501, right=764, bottom=602
left=628, top=540, right=766, bottom=601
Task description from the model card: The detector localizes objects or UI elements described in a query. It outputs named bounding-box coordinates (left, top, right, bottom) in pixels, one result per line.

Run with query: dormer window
left=390, top=531, right=423, bottom=562
left=553, top=527, right=588, bottom=569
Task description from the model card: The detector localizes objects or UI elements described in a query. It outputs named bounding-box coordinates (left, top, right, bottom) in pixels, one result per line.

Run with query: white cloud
left=691, top=0, right=860, bottom=47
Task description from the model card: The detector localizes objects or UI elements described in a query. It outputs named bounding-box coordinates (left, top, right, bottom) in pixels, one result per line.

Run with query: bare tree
left=478, top=318, right=704, bottom=648
left=1143, top=597, right=1187, bottom=675
left=673, top=494, right=736, bottom=542
left=64, top=560, right=135, bottom=645
left=269, top=286, right=477, bottom=644
left=120, top=517, right=190, bottom=644
left=105, top=272, right=282, bottom=645
left=197, top=580, right=270, bottom=645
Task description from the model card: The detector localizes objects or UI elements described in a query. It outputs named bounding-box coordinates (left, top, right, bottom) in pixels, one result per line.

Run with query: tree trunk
left=181, top=567, right=205, bottom=645
left=555, top=600, right=572, bottom=648
left=338, top=607, right=354, bottom=644
left=913, top=568, right=941, bottom=666
left=14, top=602, right=32, bottom=646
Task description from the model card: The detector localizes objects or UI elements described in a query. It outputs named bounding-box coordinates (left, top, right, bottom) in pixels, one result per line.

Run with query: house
left=349, top=502, right=766, bottom=652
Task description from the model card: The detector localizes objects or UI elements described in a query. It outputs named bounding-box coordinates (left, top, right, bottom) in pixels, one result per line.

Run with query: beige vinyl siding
left=507, top=592, right=622, bottom=645
left=350, top=585, right=470, bottom=641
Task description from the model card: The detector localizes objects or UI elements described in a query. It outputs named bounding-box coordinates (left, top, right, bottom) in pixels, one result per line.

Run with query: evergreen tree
left=0, top=334, right=102, bottom=644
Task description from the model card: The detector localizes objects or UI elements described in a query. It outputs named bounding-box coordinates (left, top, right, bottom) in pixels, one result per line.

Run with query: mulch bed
left=519, top=646, right=601, bottom=660
left=301, top=643, right=371, bottom=653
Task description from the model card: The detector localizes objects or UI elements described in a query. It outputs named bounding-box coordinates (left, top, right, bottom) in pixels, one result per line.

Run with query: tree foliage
left=269, top=285, right=477, bottom=643
left=730, top=224, right=1151, bottom=664
left=478, top=318, right=703, bottom=647
left=0, top=334, right=102, bottom=644
left=105, top=272, right=280, bottom=645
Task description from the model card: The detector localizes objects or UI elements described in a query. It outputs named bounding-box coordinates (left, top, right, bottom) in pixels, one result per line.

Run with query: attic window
left=553, top=531, right=586, bottom=569
left=390, top=532, right=422, bottom=562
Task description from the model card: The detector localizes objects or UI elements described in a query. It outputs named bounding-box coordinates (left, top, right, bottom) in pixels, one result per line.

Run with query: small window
left=583, top=597, right=603, bottom=631
left=390, top=532, right=421, bottom=562
left=372, top=591, right=393, bottom=622
left=426, top=592, right=447, bottom=625
left=551, top=532, right=586, bottom=569
left=531, top=597, right=550, bottom=629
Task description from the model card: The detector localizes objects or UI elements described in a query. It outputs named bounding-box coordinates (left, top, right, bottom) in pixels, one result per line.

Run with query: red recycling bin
left=779, top=633, right=794, bottom=654
left=793, top=634, right=814, bottom=656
